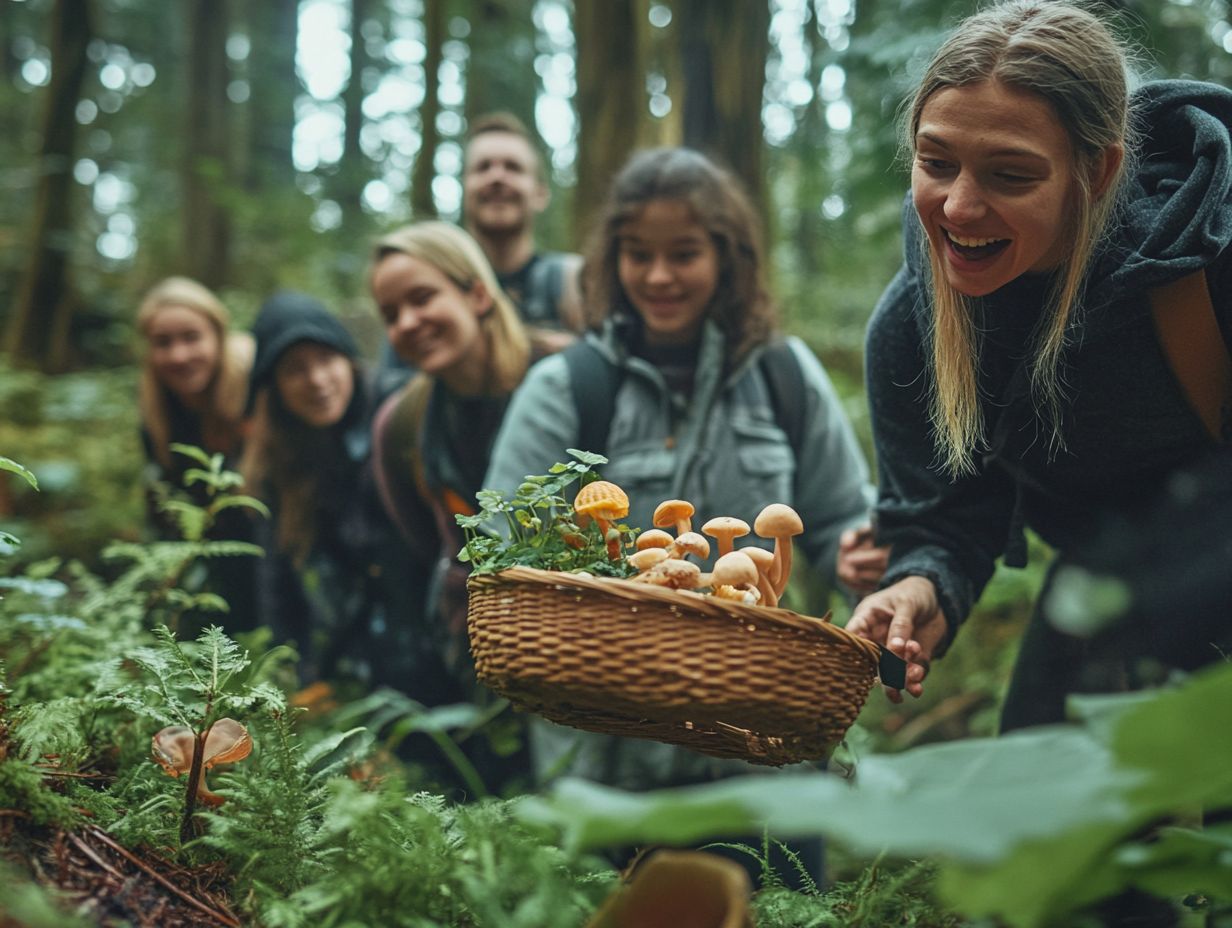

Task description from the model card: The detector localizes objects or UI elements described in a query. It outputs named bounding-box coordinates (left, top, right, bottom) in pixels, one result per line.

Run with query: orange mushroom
left=574, top=480, right=631, bottom=560
left=669, top=531, right=711, bottom=561
left=636, top=528, right=676, bottom=552
left=701, top=517, right=751, bottom=558
left=628, top=548, right=670, bottom=573
left=754, top=504, right=804, bottom=598
left=741, top=545, right=778, bottom=607
left=711, top=550, right=760, bottom=602
left=634, top=558, right=702, bottom=590
left=152, top=718, right=253, bottom=807
left=653, top=499, right=695, bottom=536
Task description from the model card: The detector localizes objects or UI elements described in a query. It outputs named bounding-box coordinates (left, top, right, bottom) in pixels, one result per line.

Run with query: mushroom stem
left=773, top=541, right=795, bottom=599
left=757, top=574, right=778, bottom=608
left=180, top=731, right=208, bottom=844
left=675, top=517, right=692, bottom=536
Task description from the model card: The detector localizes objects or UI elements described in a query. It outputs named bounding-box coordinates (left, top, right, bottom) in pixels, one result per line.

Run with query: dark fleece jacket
left=866, top=80, right=1232, bottom=647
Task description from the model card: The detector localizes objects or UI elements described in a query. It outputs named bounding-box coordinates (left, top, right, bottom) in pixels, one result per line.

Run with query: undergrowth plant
left=457, top=449, right=637, bottom=577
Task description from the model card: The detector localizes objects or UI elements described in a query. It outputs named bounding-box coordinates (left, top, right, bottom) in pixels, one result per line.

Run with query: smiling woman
left=239, top=291, right=427, bottom=694
left=848, top=0, right=1232, bottom=743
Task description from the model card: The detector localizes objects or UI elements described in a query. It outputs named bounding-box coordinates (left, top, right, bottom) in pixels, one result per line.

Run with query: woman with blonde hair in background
left=136, top=276, right=258, bottom=630
left=370, top=221, right=538, bottom=795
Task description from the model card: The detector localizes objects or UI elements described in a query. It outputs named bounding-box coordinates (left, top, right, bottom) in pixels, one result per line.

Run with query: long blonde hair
left=906, top=0, right=1133, bottom=476
left=137, top=277, right=253, bottom=471
left=371, top=221, right=531, bottom=395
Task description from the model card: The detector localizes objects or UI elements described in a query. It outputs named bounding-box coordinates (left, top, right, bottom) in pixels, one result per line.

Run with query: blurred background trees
left=4, top=0, right=1230, bottom=374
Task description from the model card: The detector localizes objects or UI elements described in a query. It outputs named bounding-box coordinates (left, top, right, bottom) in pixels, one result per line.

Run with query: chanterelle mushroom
left=701, top=517, right=751, bottom=558
left=634, top=558, right=702, bottom=590
left=754, top=504, right=804, bottom=598
left=653, top=499, right=695, bottom=536
left=574, top=480, right=630, bottom=560
left=152, top=718, right=253, bottom=808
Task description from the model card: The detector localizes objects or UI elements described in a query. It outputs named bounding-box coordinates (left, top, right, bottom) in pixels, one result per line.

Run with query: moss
left=0, top=759, right=80, bottom=828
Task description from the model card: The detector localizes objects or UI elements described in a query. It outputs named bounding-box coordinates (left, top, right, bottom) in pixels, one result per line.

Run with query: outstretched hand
left=845, top=575, right=949, bottom=702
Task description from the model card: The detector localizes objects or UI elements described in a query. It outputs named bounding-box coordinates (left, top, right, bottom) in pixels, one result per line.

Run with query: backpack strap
left=758, top=338, right=807, bottom=456
left=563, top=339, right=622, bottom=458
left=1150, top=269, right=1232, bottom=443
left=522, top=252, right=568, bottom=326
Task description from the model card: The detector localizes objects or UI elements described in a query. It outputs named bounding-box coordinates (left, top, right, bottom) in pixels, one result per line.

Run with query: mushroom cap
left=574, top=480, right=630, bottom=521
left=635, top=529, right=675, bottom=551
left=701, top=516, right=751, bottom=543
left=754, top=503, right=804, bottom=538
left=652, top=499, right=695, bottom=530
left=151, top=726, right=197, bottom=776
left=203, top=718, right=253, bottom=767
left=741, top=545, right=775, bottom=574
left=671, top=531, right=711, bottom=560
left=637, top=558, right=702, bottom=589
left=711, top=550, right=759, bottom=588
left=150, top=718, right=252, bottom=776
left=628, top=548, right=669, bottom=572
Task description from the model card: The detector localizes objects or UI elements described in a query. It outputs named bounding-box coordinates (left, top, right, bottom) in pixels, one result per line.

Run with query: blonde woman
left=137, top=276, right=252, bottom=505
left=848, top=0, right=1232, bottom=730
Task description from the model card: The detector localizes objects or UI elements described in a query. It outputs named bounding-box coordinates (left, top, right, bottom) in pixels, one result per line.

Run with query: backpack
left=562, top=338, right=807, bottom=459
left=518, top=251, right=574, bottom=326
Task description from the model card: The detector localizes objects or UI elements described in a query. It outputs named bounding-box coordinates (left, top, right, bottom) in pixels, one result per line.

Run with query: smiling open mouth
left=944, top=230, right=1010, bottom=260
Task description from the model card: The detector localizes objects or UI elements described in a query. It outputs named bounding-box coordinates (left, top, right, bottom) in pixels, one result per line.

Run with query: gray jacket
left=485, top=319, right=875, bottom=581
left=483, top=319, right=875, bottom=789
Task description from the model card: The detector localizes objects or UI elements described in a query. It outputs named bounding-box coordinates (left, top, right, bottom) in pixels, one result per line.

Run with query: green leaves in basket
left=456, top=449, right=638, bottom=577
left=520, top=662, right=1232, bottom=928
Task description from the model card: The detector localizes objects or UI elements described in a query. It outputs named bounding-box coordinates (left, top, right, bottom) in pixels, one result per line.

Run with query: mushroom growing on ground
left=754, top=504, right=805, bottom=598
left=653, top=499, right=695, bottom=536
left=574, top=480, right=631, bottom=560
left=740, top=545, right=779, bottom=607
left=152, top=718, right=253, bottom=807
left=701, top=517, right=751, bottom=558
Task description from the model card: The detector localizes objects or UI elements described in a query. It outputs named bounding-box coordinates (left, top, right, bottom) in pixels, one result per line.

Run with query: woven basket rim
left=467, top=565, right=881, bottom=662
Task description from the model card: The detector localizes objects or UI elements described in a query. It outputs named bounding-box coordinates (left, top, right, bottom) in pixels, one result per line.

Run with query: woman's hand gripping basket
left=459, top=455, right=889, bottom=767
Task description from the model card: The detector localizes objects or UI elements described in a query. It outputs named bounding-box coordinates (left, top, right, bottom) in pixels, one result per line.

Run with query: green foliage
left=0, top=858, right=93, bottom=928
left=0, top=759, right=80, bottom=828
left=456, top=450, right=637, bottom=577
left=524, top=662, right=1232, bottom=927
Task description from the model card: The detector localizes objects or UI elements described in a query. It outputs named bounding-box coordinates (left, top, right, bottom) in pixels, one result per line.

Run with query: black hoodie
left=866, top=80, right=1232, bottom=647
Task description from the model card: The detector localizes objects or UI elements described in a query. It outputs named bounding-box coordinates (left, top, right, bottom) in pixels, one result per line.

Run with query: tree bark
left=337, top=0, right=370, bottom=222
left=573, top=0, right=643, bottom=243
left=677, top=0, right=770, bottom=212
left=182, top=0, right=234, bottom=289
left=5, top=0, right=92, bottom=371
left=245, top=0, right=299, bottom=190
left=463, top=0, right=537, bottom=131
left=410, top=0, right=444, bottom=219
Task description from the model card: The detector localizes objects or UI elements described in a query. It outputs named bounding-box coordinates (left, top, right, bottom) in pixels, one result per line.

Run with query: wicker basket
left=467, top=566, right=882, bottom=766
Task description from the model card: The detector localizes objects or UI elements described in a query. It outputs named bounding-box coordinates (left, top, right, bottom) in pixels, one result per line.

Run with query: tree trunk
left=182, top=0, right=234, bottom=289
left=245, top=0, right=299, bottom=190
left=4, top=0, right=92, bottom=371
left=677, top=0, right=769, bottom=211
left=337, top=0, right=370, bottom=222
left=794, top=0, right=826, bottom=282
left=411, top=0, right=444, bottom=219
left=573, top=0, right=643, bottom=243
left=463, top=0, right=537, bottom=131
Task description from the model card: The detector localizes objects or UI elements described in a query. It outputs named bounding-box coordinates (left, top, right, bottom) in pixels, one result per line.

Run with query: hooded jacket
left=868, top=80, right=1232, bottom=645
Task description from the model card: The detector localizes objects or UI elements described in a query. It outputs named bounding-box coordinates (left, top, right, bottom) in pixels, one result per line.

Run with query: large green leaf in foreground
left=521, top=662, right=1232, bottom=927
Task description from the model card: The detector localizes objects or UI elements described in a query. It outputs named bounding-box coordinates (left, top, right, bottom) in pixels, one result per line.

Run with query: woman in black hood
left=241, top=291, right=432, bottom=694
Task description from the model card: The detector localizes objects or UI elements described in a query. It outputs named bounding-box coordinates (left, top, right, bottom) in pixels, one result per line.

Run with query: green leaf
left=566, top=449, right=608, bottom=466
left=0, top=456, right=38, bottom=490
left=169, top=443, right=213, bottom=467
left=211, top=495, right=271, bottom=519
